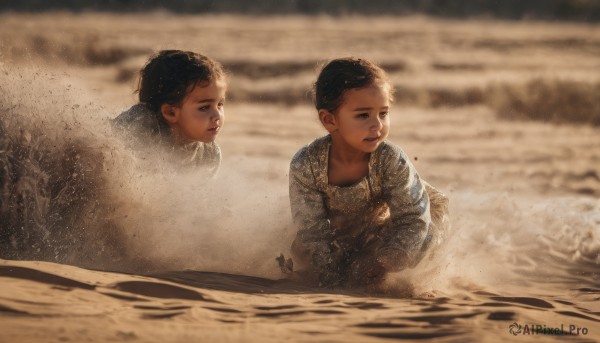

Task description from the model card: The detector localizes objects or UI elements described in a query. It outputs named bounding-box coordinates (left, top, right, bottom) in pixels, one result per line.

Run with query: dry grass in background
left=489, top=79, right=600, bottom=126
left=6, top=13, right=598, bottom=124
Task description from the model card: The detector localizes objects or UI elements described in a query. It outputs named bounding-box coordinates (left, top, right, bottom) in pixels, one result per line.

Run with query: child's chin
left=361, top=140, right=382, bottom=150
left=361, top=144, right=380, bottom=153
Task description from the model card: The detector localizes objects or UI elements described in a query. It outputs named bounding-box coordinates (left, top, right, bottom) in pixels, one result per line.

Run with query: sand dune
left=1, top=258, right=598, bottom=342
left=0, top=13, right=599, bottom=342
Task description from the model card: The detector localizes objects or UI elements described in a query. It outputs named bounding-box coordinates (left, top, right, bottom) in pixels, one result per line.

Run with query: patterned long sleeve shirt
left=289, top=135, right=433, bottom=277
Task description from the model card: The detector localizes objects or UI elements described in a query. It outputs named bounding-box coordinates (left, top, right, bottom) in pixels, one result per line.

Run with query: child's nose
left=371, top=117, right=383, bottom=131
left=210, top=109, right=222, bottom=122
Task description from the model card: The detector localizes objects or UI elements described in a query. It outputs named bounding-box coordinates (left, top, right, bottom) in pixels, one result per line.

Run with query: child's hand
left=276, top=254, right=294, bottom=274
left=349, top=257, right=386, bottom=287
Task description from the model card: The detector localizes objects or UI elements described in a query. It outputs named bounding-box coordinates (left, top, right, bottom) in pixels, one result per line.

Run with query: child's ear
left=319, top=109, right=338, bottom=133
left=160, top=103, right=179, bottom=124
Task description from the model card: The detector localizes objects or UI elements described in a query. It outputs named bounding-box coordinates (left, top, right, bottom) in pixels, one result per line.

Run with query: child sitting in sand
left=113, top=50, right=226, bottom=175
left=288, top=57, right=449, bottom=288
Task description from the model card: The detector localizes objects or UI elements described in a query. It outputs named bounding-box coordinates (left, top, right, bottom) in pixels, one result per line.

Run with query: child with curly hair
left=113, top=50, right=226, bottom=175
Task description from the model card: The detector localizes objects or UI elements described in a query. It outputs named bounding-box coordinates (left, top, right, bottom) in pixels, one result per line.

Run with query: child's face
left=325, top=83, right=390, bottom=153
left=166, top=79, right=226, bottom=143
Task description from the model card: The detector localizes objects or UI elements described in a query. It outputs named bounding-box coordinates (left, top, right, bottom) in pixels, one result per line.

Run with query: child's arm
left=378, top=144, right=432, bottom=270
left=289, top=149, right=339, bottom=283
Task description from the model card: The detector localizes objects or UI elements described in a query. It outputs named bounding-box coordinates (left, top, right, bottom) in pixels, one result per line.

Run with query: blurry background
left=2, top=0, right=600, bottom=21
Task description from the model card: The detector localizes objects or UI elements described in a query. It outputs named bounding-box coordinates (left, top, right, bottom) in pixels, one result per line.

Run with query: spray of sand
left=0, top=66, right=293, bottom=277
left=395, top=191, right=600, bottom=297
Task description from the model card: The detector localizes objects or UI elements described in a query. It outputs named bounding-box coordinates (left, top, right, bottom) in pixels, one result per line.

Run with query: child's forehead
left=186, top=79, right=227, bottom=99
left=343, top=83, right=391, bottom=102
left=190, top=77, right=227, bottom=89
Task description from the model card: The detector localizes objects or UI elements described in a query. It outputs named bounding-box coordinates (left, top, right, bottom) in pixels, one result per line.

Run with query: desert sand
left=0, top=13, right=599, bottom=342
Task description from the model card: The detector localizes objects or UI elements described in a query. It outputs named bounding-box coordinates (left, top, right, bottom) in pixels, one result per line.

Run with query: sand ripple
left=1, top=260, right=598, bottom=342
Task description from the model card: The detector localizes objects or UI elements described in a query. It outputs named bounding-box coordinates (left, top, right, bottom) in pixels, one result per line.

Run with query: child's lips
left=208, top=126, right=220, bottom=133
left=364, top=136, right=380, bottom=142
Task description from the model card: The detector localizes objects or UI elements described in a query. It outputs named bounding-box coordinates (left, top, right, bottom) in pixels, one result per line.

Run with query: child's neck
left=328, top=138, right=370, bottom=186
left=170, top=126, right=195, bottom=146
left=330, top=142, right=369, bottom=164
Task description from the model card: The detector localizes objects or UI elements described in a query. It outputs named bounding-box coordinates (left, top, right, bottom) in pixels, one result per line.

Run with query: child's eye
left=199, top=106, right=210, bottom=111
left=379, top=111, right=389, bottom=117
left=218, top=102, right=225, bottom=108
left=356, top=113, right=369, bottom=119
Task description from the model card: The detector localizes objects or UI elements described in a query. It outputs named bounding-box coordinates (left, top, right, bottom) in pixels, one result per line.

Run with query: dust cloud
left=0, top=66, right=293, bottom=277
left=396, top=191, right=600, bottom=296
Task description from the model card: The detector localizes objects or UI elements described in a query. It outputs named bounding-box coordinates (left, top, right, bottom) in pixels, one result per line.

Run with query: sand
left=0, top=13, right=599, bottom=342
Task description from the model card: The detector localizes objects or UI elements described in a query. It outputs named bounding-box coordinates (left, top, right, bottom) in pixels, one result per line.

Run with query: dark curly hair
left=137, top=50, right=226, bottom=112
left=313, top=57, right=393, bottom=113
